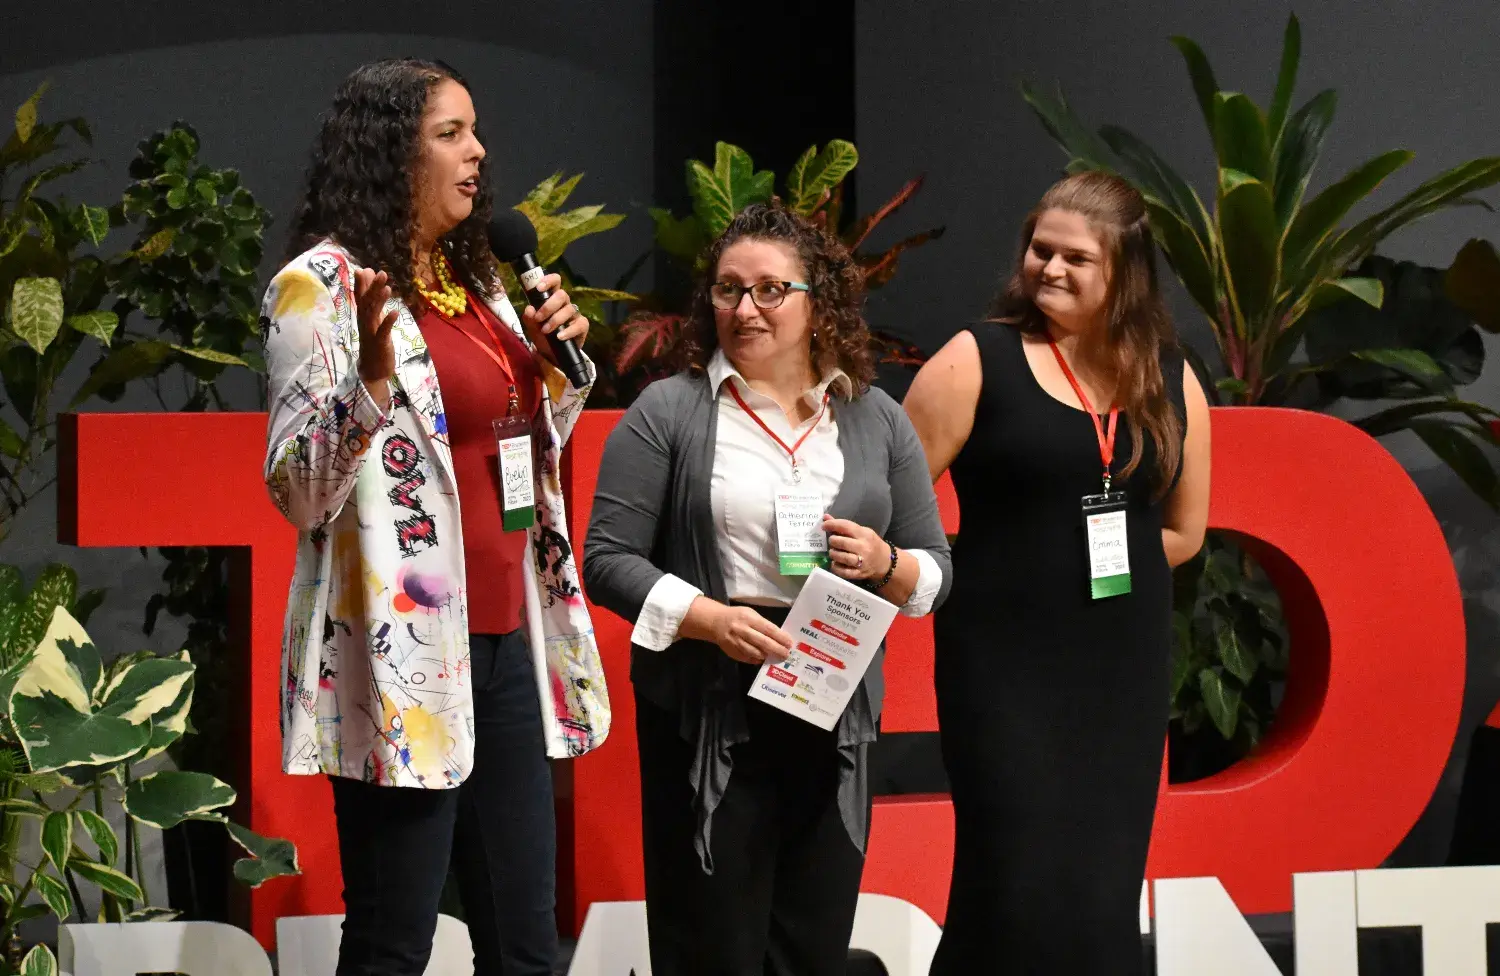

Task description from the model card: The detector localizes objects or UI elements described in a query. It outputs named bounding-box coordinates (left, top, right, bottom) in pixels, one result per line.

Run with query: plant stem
left=63, top=868, right=85, bottom=923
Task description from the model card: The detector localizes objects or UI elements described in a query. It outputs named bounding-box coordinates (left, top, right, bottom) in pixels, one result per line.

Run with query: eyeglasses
left=709, top=280, right=811, bottom=310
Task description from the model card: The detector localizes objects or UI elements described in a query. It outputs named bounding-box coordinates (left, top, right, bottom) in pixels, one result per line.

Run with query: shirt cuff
left=899, top=549, right=944, bottom=618
left=632, top=573, right=704, bottom=651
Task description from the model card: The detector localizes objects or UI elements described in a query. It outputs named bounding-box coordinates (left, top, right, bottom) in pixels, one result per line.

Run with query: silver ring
left=570, top=302, right=581, bottom=316
left=856, top=555, right=863, bottom=569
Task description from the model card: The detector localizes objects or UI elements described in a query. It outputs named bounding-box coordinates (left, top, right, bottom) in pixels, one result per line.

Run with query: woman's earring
left=812, top=329, right=819, bottom=342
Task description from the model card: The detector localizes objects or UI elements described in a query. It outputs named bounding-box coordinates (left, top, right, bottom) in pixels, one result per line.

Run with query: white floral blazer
left=260, top=240, right=610, bottom=788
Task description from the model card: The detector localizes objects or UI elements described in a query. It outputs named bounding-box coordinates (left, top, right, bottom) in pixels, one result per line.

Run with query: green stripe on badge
left=503, top=505, right=536, bottom=532
left=779, top=552, right=830, bottom=575
left=1091, top=573, right=1132, bottom=599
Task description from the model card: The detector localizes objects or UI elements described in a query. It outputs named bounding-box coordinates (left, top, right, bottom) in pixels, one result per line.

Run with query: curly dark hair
left=677, top=201, right=875, bottom=393
left=284, top=58, right=497, bottom=303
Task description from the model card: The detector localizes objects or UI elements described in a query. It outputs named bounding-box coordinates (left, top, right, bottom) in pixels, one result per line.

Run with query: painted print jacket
left=260, top=240, right=610, bottom=787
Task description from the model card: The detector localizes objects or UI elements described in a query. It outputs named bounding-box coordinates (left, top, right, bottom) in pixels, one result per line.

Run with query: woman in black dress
left=903, top=171, right=1211, bottom=973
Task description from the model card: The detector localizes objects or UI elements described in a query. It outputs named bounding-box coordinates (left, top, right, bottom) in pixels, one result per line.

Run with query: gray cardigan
left=582, top=370, right=953, bottom=871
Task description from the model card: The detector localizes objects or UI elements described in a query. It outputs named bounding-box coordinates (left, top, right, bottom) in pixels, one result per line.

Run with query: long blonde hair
left=990, top=171, right=1182, bottom=493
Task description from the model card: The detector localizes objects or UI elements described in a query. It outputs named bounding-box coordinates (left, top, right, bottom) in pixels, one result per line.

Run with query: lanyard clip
left=1103, top=471, right=1113, bottom=493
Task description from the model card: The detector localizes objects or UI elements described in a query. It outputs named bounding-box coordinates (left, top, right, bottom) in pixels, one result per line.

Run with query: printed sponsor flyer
left=748, top=568, right=899, bottom=730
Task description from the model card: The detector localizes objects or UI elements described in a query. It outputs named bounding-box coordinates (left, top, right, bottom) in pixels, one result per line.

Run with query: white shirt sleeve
left=898, top=548, right=945, bottom=618
left=631, top=573, right=705, bottom=651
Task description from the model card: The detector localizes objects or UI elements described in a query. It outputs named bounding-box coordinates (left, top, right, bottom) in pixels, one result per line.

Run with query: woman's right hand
left=353, top=267, right=398, bottom=385
left=683, top=598, right=793, bottom=665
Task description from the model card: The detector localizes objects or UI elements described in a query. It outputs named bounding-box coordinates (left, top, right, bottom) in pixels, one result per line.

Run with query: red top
left=414, top=293, right=542, bottom=635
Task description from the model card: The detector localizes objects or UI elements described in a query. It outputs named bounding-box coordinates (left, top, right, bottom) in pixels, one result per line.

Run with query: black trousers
left=331, top=629, right=558, bottom=976
left=636, top=671, right=868, bottom=976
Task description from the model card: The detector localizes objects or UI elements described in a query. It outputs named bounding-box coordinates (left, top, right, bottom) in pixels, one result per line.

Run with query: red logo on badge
left=811, top=619, right=857, bottom=645
left=767, top=666, right=797, bottom=686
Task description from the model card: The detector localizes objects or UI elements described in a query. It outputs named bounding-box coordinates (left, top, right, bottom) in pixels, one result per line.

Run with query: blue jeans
left=331, top=629, right=558, bottom=976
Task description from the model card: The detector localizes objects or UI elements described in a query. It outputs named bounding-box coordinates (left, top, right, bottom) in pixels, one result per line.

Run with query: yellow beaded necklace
left=415, top=248, right=467, bottom=317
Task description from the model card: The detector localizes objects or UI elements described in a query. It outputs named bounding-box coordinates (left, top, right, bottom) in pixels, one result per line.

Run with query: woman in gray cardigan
left=583, top=202, right=952, bottom=976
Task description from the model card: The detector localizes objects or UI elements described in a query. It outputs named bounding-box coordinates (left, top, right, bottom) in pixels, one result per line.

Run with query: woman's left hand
left=822, top=515, right=890, bottom=583
left=521, top=274, right=590, bottom=361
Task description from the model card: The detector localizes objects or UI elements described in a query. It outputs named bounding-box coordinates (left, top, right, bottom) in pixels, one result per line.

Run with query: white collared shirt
left=631, top=349, right=944, bottom=651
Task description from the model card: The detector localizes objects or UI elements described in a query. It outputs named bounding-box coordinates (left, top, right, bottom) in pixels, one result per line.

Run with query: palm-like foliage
left=1022, top=16, right=1500, bottom=453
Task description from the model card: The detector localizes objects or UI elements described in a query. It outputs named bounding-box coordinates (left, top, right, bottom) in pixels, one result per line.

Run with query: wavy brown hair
left=990, top=170, right=1182, bottom=493
left=677, top=201, right=875, bottom=394
left=285, top=58, right=497, bottom=304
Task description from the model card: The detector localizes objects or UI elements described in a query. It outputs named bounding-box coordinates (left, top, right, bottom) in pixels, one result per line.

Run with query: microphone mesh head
left=487, top=209, right=540, bottom=261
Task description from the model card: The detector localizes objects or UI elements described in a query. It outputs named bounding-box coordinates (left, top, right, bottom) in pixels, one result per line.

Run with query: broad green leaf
left=1216, top=620, right=1258, bottom=685
left=1334, top=157, right=1500, bottom=267
left=125, top=906, right=180, bottom=921
left=1217, top=173, right=1280, bottom=327
left=12, top=769, right=75, bottom=793
left=1353, top=349, right=1450, bottom=392
left=66, top=311, right=119, bottom=346
left=1409, top=424, right=1500, bottom=508
left=1019, top=81, right=1119, bottom=174
left=0, top=799, right=49, bottom=817
left=170, top=344, right=247, bottom=368
left=1099, top=126, right=1213, bottom=246
left=1308, top=276, right=1383, bottom=313
left=226, top=820, right=301, bottom=887
left=648, top=207, right=706, bottom=264
left=10, top=277, right=65, bottom=355
left=1445, top=238, right=1500, bottom=332
left=1213, top=93, right=1271, bottom=182
left=98, top=656, right=193, bottom=724
left=0, top=418, right=23, bottom=459
left=784, top=145, right=818, bottom=213
left=12, top=603, right=90, bottom=711
left=33, top=870, right=71, bottom=919
left=543, top=173, right=583, bottom=211
left=68, top=340, right=174, bottom=407
left=77, top=808, right=118, bottom=866
left=686, top=143, right=774, bottom=237
left=124, top=770, right=236, bottom=829
left=132, top=227, right=175, bottom=261
left=1283, top=150, right=1412, bottom=272
left=1169, top=36, right=1221, bottom=135
left=68, top=857, right=144, bottom=902
left=1272, top=89, right=1337, bottom=227
left=76, top=204, right=110, bottom=245
left=1146, top=202, right=1217, bottom=318
left=1354, top=398, right=1499, bottom=438
left=1266, top=15, right=1302, bottom=148
left=529, top=208, right=626, bottom=267
left=20, top=942, right=57, bottom=976
left=1199, top=668, right=1242, bottom=739
left=787, top=140, right=858, bottom=215
left=18, top=160, right=89, bottom=204
left=41, top=811, right=70, bottom=871
left=12, top=691, right=149, bottom=772
left=14, top=83, right=49, bottom=144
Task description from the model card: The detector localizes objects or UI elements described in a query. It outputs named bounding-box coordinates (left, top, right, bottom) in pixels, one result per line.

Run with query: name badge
left=1082, top=491, right=1130, bottom=599
left=493, top=416, right=535, bottom=532
left=774, top=485, right=828, bottom=576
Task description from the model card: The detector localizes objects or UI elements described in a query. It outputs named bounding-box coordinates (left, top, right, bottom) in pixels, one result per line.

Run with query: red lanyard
left=1048, top=338, right=1119, bottom=491
left=726, top=379, right=829, bottom=480
left=426, top=292, right=527, bottom=413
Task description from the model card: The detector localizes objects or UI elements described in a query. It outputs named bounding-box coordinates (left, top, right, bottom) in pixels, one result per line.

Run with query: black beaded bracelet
left=868, top=541, right=899, bottom=591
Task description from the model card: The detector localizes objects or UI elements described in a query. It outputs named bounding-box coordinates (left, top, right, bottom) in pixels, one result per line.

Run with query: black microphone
left=487, top=210, right=591, bottom=390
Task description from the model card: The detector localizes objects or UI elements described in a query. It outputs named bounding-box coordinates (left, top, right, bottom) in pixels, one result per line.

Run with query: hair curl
left=284, top=58, right=496, bottom=303
left=989, top=170, right=1183, bottom=494
left=677, top=201, right=875, bottom=393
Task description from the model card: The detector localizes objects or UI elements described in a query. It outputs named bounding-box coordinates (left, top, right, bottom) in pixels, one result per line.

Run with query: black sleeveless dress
left=929, top=323, right=1186, bottom=974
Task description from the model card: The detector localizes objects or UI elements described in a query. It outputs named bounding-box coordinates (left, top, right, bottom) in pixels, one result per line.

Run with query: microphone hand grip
left=522, top=282, right=591, bottom=391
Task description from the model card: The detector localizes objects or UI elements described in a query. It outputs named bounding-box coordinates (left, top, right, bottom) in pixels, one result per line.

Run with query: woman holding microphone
left=584, top=201, right=952, bottom=975
left=261, top=58, right=609, bottom=975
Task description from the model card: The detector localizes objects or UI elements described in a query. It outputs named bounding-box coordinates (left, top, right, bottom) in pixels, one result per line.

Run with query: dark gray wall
left=856, top=1, right=1500, bottom=868
left=2, top=6, right=654, bottom=651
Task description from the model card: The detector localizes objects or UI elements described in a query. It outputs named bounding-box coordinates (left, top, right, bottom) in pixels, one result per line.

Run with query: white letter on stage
left=1153, top=877, right=1280, bottom=976
left=1293, top=871, right=1358, bottom=976
left=1357, top=865, right=1500, bottom=976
